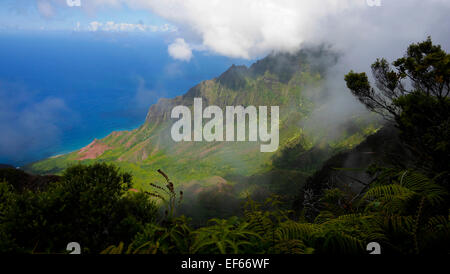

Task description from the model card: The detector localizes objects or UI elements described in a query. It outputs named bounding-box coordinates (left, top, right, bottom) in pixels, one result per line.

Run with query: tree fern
left=190, top=217, right=261, bottom=254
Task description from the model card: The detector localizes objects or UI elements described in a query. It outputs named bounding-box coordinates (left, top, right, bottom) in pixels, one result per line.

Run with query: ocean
left=0, top=31, right=252, bottom=166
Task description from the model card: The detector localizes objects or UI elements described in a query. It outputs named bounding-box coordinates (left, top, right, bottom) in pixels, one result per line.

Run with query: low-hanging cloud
left=79, top=0, right=450, bottom=62
left=0, top=81, right=77, bottom=166
left=132, top=77, right=166, bottom=111
left=168, top=38, right=193, bottom=61
left=26, top=0, right=450, bottom=66
left=64, top=0, right=449, bottom=141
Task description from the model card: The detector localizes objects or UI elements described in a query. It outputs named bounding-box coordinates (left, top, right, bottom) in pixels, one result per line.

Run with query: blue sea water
left=0, top=31, right=253, bottom=166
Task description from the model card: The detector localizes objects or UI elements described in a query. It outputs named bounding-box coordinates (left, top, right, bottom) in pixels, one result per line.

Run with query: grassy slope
left=26, top=50, right=380, bottom=192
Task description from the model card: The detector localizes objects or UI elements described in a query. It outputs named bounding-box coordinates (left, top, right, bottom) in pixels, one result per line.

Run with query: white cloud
left=85, top=21, right=176, bottom=32
left=168, top=38, right=193, bottom=61
left=83, top=0, right=450, bottom=61
left=81, top=0, right=364, bottom=59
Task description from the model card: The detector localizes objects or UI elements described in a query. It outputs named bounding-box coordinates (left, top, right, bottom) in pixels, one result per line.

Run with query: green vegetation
left=0, top=163, right=158, bottom=253
left=25, top=47, right=377, bottom=192
left=23, top=48, right=378, bottom=229
left=1, top=38, right=448, bottom=254
left=1, top=164, right=448, bottom=254
left=345, top=37, right=449, bottom=179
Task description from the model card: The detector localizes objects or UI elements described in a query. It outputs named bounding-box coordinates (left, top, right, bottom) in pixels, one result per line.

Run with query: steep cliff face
left=26, top=47, right=378, bottom=190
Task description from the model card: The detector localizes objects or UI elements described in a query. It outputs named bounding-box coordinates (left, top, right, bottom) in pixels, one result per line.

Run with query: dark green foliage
left=393, top=38, right=450, bottom=99
left=104, top=167, right=449, bottom=255
left=362, top=168, right=449, bottom=254
left=394, top=92, right=450, bottom=175
left=217, top=64, right=249, bottom=90
left=273, top=141, right=332, bottom=172
left=0, top=168, right=60, bottom=192
left=249, top=45, right=338, bottom=83
left=0, top=163, right=158, bottom=253
left=190, top=217, right=260, bottom=254
left=345, top=37, right=450, bottom=178
left=3, top=38, right=449, bottom=255
left=2, top=163, right=448, bottom=255
left=345, top=37, right=449, bottom=119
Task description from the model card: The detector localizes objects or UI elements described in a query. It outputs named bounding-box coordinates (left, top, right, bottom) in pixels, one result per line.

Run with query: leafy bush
left=0, top=163, right=158, bottom=253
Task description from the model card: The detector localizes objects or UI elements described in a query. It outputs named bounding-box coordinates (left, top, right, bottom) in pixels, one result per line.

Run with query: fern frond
left=275, top=221, right=319, bottom=242
left=364, top=184, right=415, bottom=200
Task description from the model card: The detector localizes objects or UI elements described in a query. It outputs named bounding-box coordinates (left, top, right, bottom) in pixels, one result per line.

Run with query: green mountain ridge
left=25, top=47, right=379, bottom=193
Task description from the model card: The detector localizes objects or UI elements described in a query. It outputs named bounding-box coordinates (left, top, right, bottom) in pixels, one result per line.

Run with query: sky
left=0, top=0, right=449, bottom=166
left=2, top=0, right=449, bottom=61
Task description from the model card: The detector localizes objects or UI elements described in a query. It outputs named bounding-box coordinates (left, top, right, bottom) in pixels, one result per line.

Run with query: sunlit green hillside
left=26, top=48, right=379, bottom=191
